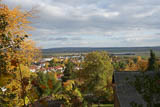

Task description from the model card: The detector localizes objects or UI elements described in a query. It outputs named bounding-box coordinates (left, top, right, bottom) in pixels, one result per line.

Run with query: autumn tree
left=61, top=80, right=83, bottom=106
left=0, top=2, right=40, bottom=107
left=3, top=65, right=33, bottom=106
left=137, top=56, right=148, bottom=72
left=18, top=40, right=41, bottom=66
left=0, top=3, right=36, bottom=73
left=31, top=71, right=62, bottom=99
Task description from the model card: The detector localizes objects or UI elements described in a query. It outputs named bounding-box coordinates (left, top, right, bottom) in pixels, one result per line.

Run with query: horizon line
left=42, top=46, right=160, bottom=49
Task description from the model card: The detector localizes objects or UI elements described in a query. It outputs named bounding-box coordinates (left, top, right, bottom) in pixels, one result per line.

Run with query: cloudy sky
left=2, top=0, right=160, bottom=48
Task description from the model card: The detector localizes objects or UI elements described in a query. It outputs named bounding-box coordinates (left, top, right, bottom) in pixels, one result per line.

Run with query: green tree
left=80, top=51, right=114, bottom=102
left=148, top=50, right=158, bottom=71
left=113, top=61, right=127, bottom=71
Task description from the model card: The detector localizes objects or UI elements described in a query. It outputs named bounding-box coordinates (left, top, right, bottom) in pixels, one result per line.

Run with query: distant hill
left=42, top=47, right=160, bottom=54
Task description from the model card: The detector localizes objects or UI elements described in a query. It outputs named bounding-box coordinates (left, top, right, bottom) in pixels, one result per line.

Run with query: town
left=1, top=0, right=160, bottom=107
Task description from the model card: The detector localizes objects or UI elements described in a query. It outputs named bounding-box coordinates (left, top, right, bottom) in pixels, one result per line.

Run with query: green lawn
left=92, top=104, right=114, bottom=107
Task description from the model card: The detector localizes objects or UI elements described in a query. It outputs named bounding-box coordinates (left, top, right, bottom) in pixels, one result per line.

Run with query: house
left=47, top=67, right=56, bottom=72
left=30, top=96, right=62, bottom=107
left=39, top=68, right=47, bottom=73
left=57, top=74, right=64, bottom=80
left=41, top=57, right=53, bottom=62
left=55, top=66, right=64, bottom=72
left=30, top=65, right=39, bottom=72
left=112, top=71, right=147, bottom=107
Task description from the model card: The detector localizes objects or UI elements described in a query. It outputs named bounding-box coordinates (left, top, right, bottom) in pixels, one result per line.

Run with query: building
left=30, top=97, right=62, bottom=107
left=112, top=71, right=147, bottom=107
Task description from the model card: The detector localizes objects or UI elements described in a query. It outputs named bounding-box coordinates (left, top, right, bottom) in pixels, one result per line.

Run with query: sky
left=2, top=0, right=160, bottom=48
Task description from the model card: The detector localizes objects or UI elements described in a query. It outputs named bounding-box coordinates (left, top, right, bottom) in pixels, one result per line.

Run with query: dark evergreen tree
left=62, top=61, right=74, bottom=83
left=148, top=50, right=158, bottom=71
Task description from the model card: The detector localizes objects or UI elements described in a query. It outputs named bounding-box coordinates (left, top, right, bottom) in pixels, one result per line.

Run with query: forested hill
left=42, top=47, right=160, bottom=53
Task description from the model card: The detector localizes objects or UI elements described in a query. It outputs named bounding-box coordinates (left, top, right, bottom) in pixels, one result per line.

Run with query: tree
left=79, top=51, right=114, bottom=102
left=0, top=3, right=40, bottom=106
left=113, top=61, right=127, bottom=71
left=53, top=80, right=83, bottom=107
left=31, top=71, right=62, bottom=99
left=62, top=60, right=75, bottom=83
left=0, top=3, right=35, bottom=73
left=130, top=73, right=160, bottom=107
left=148, top=50, right=158, bottom=71
left=137, top=60, right=148, bottom=72
left=4, top=65, right=32, bottom=106
left=18, top=40, right=41, bottom=66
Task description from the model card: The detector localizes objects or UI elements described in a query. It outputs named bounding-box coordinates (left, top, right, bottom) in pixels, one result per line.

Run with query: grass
left=92, top=104, right=114, bottom=107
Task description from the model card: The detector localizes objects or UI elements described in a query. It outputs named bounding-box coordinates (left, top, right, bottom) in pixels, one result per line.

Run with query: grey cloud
left=3, top=0, right=160, bottom=48
left=155, top=33, right=160, bottom=36
left=54, top=37, right=68, bottom=41
left=32, top=36, right=83, bottom=42
left=71, top=37, right=83, bottom=40
left=33, top=37, right=68, bottom=41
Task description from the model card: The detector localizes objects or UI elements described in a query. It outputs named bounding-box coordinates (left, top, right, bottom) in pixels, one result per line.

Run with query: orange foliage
left=125, top=59, right=138, bottom=71
left=123, top=56, right=148, bottom=72
left=137, top=60, right=148, bottom=72
left=48, top=79, right=53, bottom=89
left=40, top=85, right=47, bottom=89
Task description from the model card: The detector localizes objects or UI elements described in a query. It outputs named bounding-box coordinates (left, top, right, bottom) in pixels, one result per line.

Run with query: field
left=42, top=47, right=160, bottom=58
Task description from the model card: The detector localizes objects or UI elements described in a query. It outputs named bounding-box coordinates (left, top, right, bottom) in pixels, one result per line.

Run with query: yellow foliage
left=17, top=40, right=41, bottom=66
left=0, top=73, right=12, bottom=86
left=137, top=56, right=142, bottom=62
left=0, top=2, right=41, bottom=106
left=63, top=80, right=75, bottom=91
left=4, top=65, right=33, bottom=106
left=45, top=62, right=49, bottom=68
left=124, top=59, right=138, bottom=71
left=64, top=58, right=69, bottom=64
left=0, top=3, right=40, bottom=73
left=0, top=4, right=33, bottom=35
